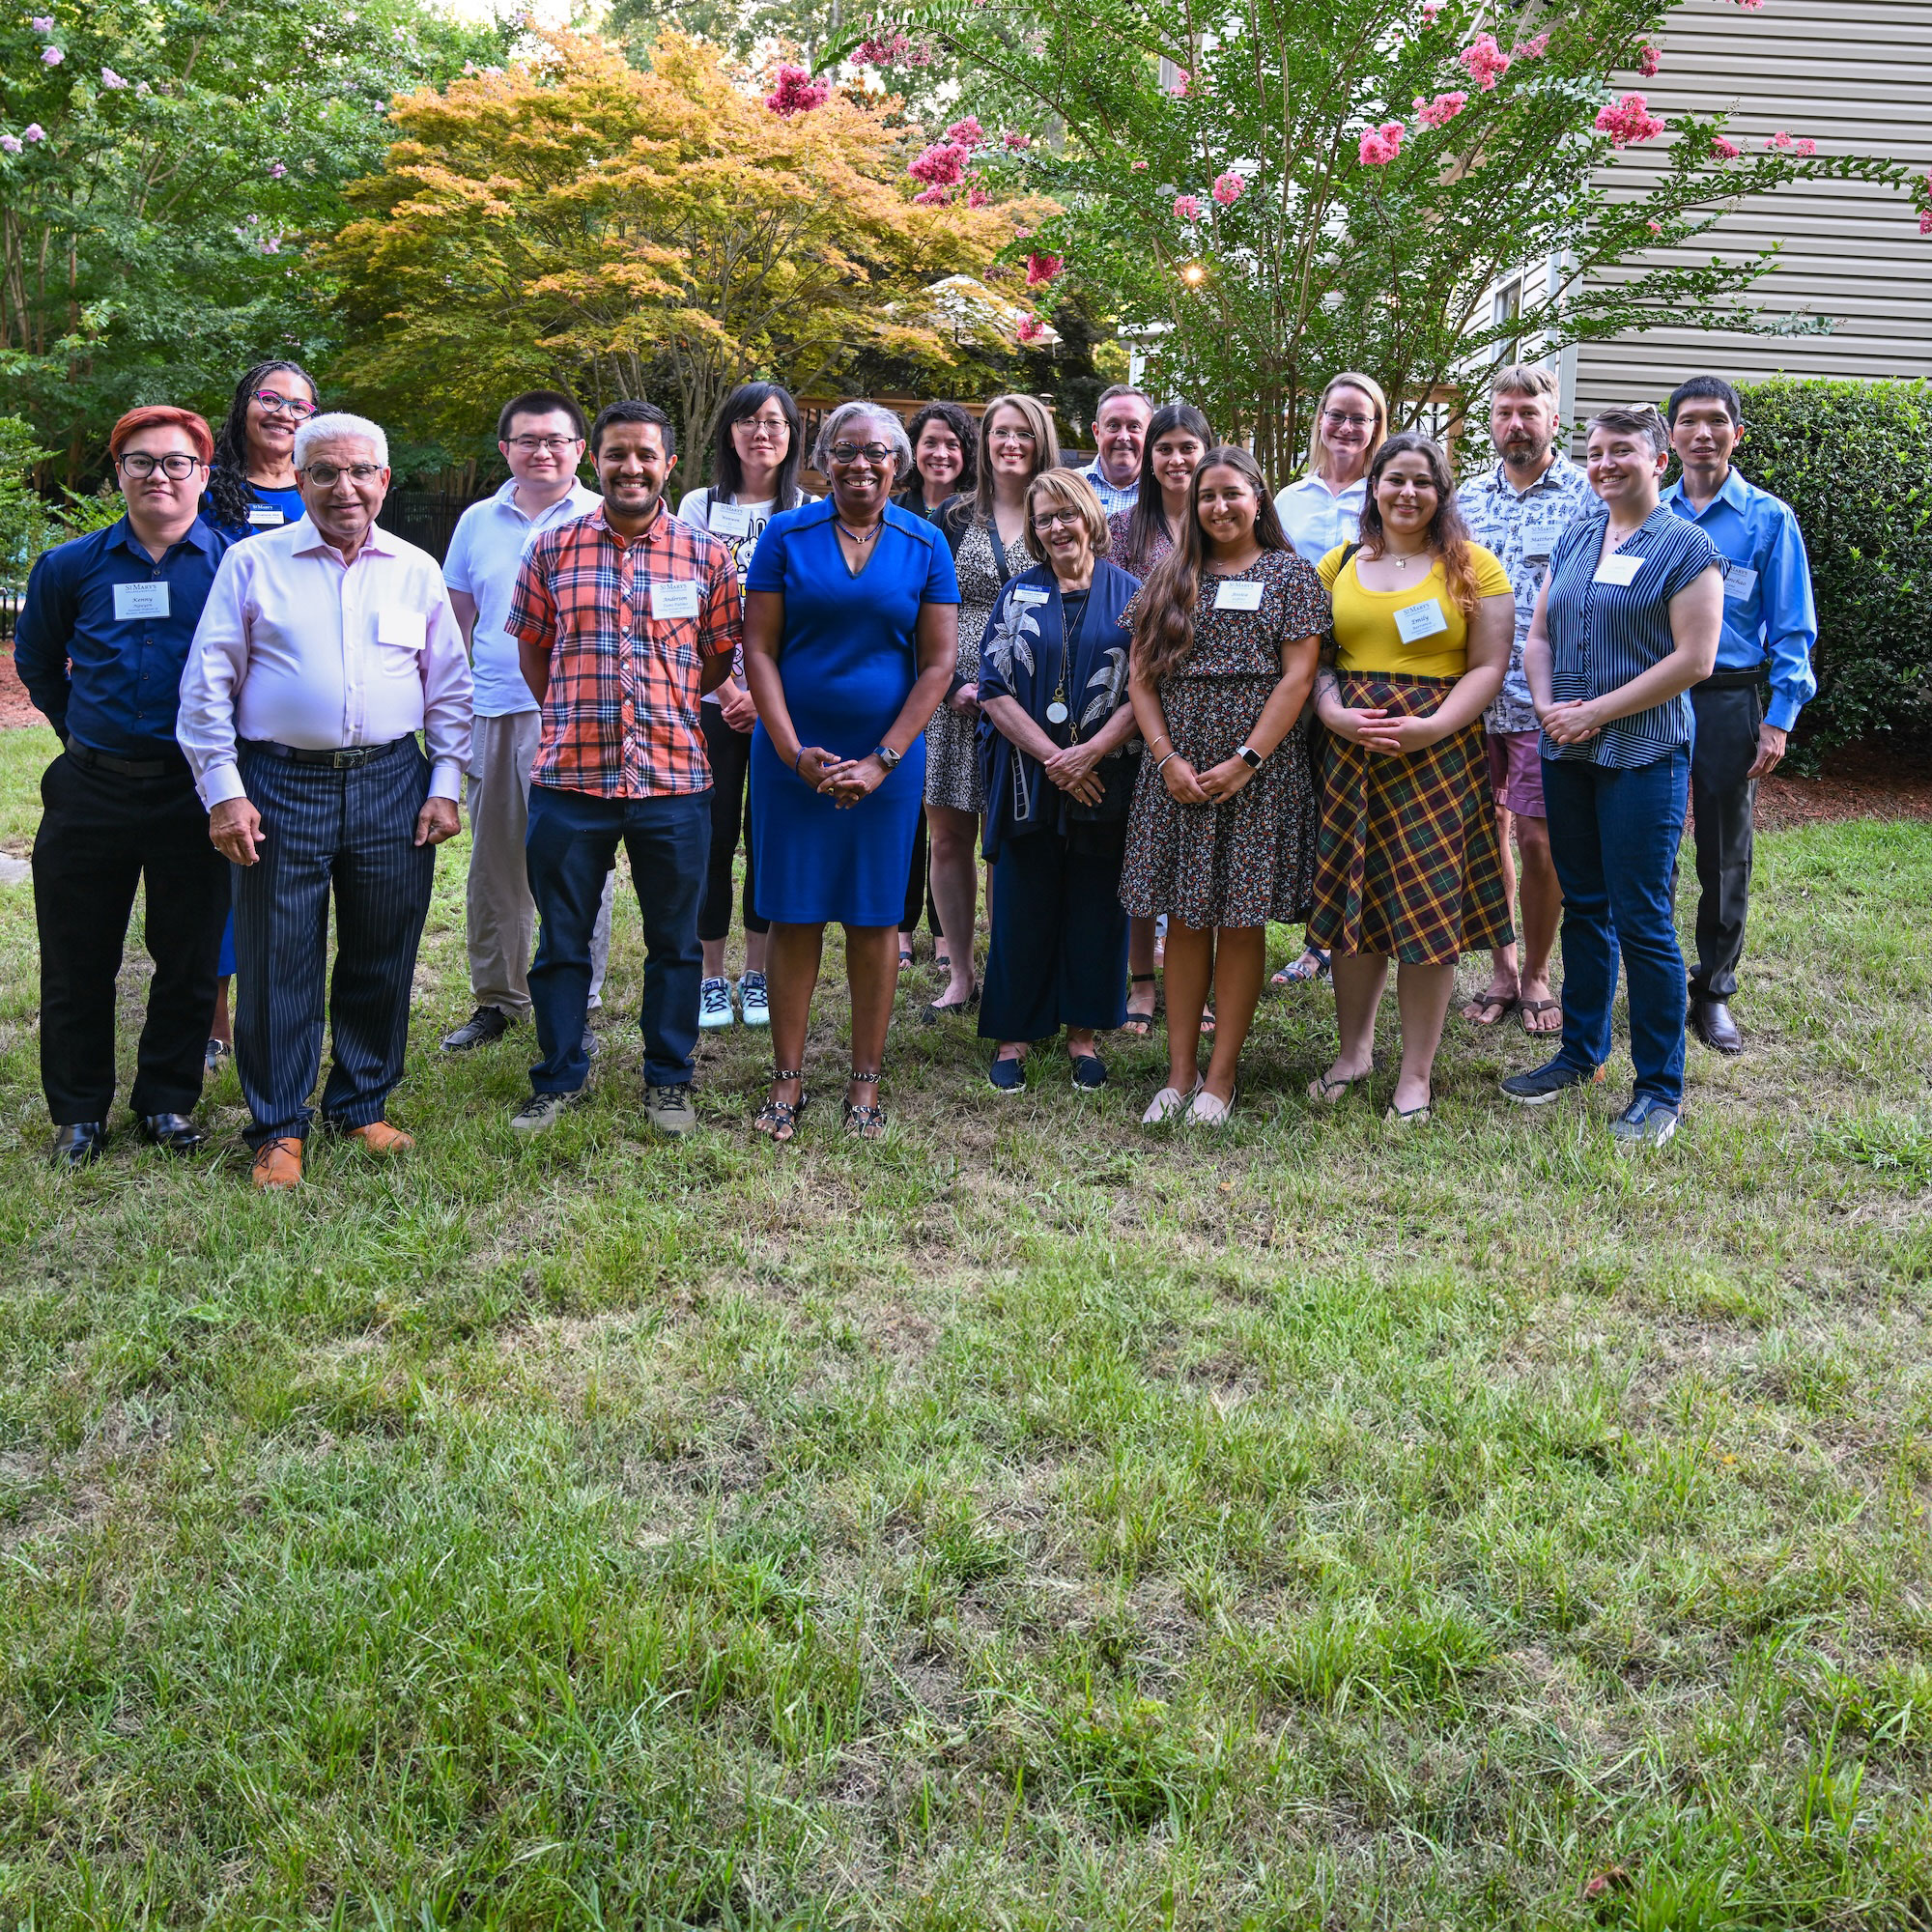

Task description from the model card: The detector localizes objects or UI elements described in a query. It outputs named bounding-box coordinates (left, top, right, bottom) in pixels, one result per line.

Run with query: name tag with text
left=1594, top=552, right=1645, bottom=587
left=1393, top=597, right=1449, bottom=644
left=708, top=501, right=751, bottom=538
left=650, top=580, right=701, bottom=621
left=245, top=508, right=285, bottom=526
left=1212, top=579, right=1264, bottom=611
left=1010, top=586, right=1051, bottom=607
left=376, top=608, right=428, bottom=650
left=1721, top=560, right=1758, bottom=603
left=113, top=582, right=170, bottom=621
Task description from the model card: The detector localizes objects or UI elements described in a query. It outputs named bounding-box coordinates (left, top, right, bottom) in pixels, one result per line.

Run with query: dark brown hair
left=1355, top=431, right=1484, bottom=617
left=1131, top=446, right=1289, bottom=689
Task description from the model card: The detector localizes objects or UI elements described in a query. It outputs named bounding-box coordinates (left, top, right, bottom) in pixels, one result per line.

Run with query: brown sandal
left=1462, top=992, right=1520, bottom=1027
left=1520, top=998, right=1563, bottom=1036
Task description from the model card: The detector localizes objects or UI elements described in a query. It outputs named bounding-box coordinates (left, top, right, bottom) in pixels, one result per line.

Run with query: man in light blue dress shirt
left=1663, top=375, right=1818, bottom=1056
left=1078, top=384, right=1152, bottom=517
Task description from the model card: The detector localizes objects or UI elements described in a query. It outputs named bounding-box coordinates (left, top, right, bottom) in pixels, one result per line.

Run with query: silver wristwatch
left=872, top=744, right=901, bottom=770
left=1236, top=743, right=1264, bottom=769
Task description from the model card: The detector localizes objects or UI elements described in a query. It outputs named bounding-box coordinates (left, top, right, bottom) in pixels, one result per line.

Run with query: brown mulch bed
left=0, top=643, right=1925, bottom=824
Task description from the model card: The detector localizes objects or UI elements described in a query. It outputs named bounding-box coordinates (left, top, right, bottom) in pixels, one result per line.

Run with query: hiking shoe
left=738, top=970, right=770, bottom=1028
left=698, top=978, right=734, bottom=1030
left=1499, top=1056, right=1604, bottom=1107
left=1609, top=1095, right=1679, bottom=1150
left=442, top=1006, right=511, bottom=1052
left=643, top=1083, right=697, bottom=1136
left=510, top=1089, right=583, bottom=1134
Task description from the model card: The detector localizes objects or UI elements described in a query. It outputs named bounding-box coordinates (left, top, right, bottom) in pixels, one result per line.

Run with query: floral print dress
left=924, top=511, right=1011, bottom=813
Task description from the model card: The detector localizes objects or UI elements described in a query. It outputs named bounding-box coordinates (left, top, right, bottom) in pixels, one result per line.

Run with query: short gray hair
left=1587, top=403, right=1669, bottom=458
left=295, top=411, right=389, bottom=469
left=811, top=401, right=911, bottom=479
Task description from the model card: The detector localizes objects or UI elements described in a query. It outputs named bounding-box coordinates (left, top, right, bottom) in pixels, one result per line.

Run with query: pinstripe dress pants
left=232, top=737, right=436, bottom=1150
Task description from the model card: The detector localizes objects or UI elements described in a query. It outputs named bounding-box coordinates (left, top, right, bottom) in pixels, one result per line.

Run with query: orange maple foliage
left=323, top=28, right=1041, bottom=448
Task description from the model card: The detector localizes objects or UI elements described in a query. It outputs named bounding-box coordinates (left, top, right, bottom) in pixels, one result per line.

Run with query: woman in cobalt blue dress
left=743, top=402, right=960, bottom=1141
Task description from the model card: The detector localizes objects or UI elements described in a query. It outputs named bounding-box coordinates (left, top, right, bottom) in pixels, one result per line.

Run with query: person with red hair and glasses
left=14, top=405, right=236, bottom=1165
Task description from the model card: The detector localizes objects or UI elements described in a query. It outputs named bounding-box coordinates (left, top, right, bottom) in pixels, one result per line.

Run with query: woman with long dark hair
left=1120, top=447, right=1328, bottom=1126
left=897, top=402, right=978, bottom=521
left=205, top=360, right=318, bottom=538
left=1307, top=431, right=1515, bottom=1122
left=676, top=382, right=813, bottom=1033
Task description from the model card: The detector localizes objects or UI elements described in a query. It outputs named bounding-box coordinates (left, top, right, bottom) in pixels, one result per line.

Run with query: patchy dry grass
left=0, top=719, right=1928, bottom=1929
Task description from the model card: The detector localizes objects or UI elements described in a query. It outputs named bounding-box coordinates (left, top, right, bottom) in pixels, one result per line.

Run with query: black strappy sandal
left=753, top=1068, right=810, bottom=1143
left=842, top=1068, right=886, bottom=1140
left=1119, top=972, right=1158, bottom=1037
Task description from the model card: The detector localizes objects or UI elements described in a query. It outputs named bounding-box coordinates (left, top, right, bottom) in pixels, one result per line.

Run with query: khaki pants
left=466, top=711, right=611, bottom=1016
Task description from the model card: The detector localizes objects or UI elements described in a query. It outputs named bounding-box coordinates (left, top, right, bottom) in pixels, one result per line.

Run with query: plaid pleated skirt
left=1308, top=672, right=1514, bottom=966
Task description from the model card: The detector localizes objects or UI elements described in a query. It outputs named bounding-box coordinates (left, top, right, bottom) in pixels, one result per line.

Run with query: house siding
left=1570, top=0, right=1932, bottom=422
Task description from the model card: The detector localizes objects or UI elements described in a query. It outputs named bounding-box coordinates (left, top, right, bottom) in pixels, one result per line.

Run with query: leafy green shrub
left=1, top=416, right=126, bottom=610
left=1734, top=377, right=1932, bottom=748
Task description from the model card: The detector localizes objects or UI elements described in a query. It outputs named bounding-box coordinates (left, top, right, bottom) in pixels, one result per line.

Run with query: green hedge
left=1733, top=376, right=1932, bottom=748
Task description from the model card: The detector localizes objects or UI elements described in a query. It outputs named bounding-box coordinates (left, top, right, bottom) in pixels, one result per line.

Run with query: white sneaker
left=698, top=976, right=734, bottom=1030
left=1187, top=1086, right=1236, bottom=1126
left=738, top=970, right=770, bottom=1028
left=1142, top=1078, right=1203, bottom=1124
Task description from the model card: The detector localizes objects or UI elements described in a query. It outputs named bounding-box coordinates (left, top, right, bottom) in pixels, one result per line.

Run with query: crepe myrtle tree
left=827, top=0, right=1930, bottom=478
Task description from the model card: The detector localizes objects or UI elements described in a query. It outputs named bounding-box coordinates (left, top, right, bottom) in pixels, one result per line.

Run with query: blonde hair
left=1305, top=372, right=1389, bottom=477
left=1021, top=469, right=1110, bottom=565
left=972, top=393, right=1061, bottom=515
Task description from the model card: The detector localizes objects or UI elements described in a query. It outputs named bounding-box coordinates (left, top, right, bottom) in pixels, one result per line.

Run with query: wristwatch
left=872, top=744, right=901, bottom=770
left=1236, top=743, right=1264, bottom=769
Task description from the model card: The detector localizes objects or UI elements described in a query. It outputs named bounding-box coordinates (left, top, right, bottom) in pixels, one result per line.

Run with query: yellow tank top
left=1318, top=543, right=1512, bottom=678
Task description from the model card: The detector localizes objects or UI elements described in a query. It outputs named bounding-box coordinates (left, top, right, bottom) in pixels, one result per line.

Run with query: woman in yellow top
left=1307, top=432, right=1515, bottom=1122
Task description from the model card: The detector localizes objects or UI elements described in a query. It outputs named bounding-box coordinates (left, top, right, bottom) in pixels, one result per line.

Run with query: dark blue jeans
left=1541, top=748, right=1690, bottom=1107
left=526, top=784, right=710, bottom=1094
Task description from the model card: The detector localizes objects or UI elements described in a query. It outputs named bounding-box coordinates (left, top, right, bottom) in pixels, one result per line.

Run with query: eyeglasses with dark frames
left=829, top=441, right=895, bottom=464
left=117, top=452, right=206, bottom=479
left=253, top=390, right=317, bottom=419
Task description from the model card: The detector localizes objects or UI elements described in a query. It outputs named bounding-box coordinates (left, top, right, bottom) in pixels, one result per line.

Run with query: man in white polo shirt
left=440, top=389, right=611, bottom=1055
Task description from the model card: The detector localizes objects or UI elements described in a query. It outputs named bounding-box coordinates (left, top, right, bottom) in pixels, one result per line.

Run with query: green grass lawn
left=0, top=717, right=1929, bottom=1929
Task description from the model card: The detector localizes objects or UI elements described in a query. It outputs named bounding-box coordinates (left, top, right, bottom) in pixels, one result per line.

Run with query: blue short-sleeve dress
left=747, top=501, right=960, bottom=925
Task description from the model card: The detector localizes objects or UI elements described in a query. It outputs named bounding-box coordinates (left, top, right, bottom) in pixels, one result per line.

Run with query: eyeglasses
left=253, top=391, right=317, bottom=419
left=734, top=416, right=790, bottom=436
left=1322, top=411, right=1376, bottom=430
left=1032, top=508, right=1085, bottom=531
left=117, top=451, right=206, bottom=479
left=829, top=442, right=895, bottom=464
left=506, top=435, right=582, bottom=454
left=989, top=427, right=1037, bottom=445
left=301, top=462, right=384, bottom=485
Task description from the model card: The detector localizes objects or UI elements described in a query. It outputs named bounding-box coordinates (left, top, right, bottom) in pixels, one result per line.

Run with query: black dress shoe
left=1690, top=997, right=1744, bottom=1055
left=140, top=1112, right=208, bottom=1152
left=441, top=1006, right=511, bottom=1052
left=49, top=1122, right=107, bottom=1167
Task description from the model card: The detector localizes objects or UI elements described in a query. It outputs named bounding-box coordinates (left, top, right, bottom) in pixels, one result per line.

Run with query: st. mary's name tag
left=1721, top=560, right=1758, bottom=603
left=245, top=508, right=285, bottom=526
left=650, top=581, right=701, bottom=621
left=1392, top=597, right=1449, bottom=645
left=112, top=582, right=170, bottom=621
left=1594, top=552, right=1645, bottom=588
left=376, top=608, right=428, bottom=651
left=1010, top=586, right=1051, bottom=607
left=1212, top=579, right=1264, bottom=611
left=707, top=500, right=751, bottom=538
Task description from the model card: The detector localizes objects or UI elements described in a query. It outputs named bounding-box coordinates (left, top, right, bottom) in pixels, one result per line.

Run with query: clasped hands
left=796, top=746, right=888, bottom=809
left=1537, top=698, right=1605, bottom=747
left=1327, top=707, right=1447, bottom=755
left=1161, top=753, right=1254, bottom=806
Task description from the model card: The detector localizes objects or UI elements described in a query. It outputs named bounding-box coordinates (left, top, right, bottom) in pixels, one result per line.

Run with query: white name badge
left=245, top=507, right=285, bottom=526
left=112, top=581, right=170, bottom=621
left=1010, top=586, right=1051, bottom=607
left=1594, top=552, right=1645, bottom=587
left=1722, top=561, right=1758, bottom=603
left=707, top=500, right=750, bottom=538
left=1213, top=579, right=1264, bottom=611
left=1392, top=597, right=1449, bottom=644
left=650, top=580, right=701, bottom=621
left=376, top=608, right=427, bottom=650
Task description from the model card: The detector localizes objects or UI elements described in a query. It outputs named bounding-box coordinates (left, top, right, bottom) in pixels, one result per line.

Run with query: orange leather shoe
left=342, top=1120, right=414, bottom=1155
left=251, top=1136, right=303, bottom=1190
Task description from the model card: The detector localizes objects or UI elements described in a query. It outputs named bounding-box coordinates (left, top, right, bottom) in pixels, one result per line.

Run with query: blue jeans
left=526, top=784, right=710, bottom=1094
left=1541, top=749, right=1690, bottom=1107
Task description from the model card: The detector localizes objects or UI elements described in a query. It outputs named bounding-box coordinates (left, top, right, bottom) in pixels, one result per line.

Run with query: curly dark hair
left=902, top=400, right=980, bottom=499
left=207, top=360, right=319, bottom=529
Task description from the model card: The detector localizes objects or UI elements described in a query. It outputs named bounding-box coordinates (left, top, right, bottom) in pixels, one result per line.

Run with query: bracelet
left=1155, top=750, right=1179, bottom=775
left=793, top=746, right=806, bottom=773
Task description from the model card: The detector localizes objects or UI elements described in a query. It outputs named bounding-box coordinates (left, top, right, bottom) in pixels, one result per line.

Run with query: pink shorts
left=1486, top=729, right=1547, bottom=818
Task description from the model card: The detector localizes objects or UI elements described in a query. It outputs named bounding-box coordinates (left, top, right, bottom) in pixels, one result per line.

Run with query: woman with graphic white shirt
left=677, top=383, right=814, bottom=1031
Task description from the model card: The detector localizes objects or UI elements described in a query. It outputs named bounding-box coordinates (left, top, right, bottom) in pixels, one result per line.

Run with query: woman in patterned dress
left=1306, top=433, right=1516, bottom=1124
left=926, top=393, right=1061, bottom=1013
left=1121, top=447, right=1329, bottom=1126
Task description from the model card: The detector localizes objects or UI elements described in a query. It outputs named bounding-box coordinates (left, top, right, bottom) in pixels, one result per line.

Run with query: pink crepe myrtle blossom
left=945, top=116, right=986, bottom=149
left=270, top=160, right=287, bottom=179
left=1025, top=250, right=1063, bottom=285
left=1458, top=33, right=1510, bottom=91
left=909, top=141, right=970, bottom=186
left=1733, top=0, right=1763, bottom=9
left=903, top=42, right=933, bottom=65
left=1647, top=219, right=1662, bottom=234
left=1358, top=121, right=1405, bottom=166
left=40, top=43, right=62, bottom=64
left=1637, top=43, right=1661, bottom=76
left=0, top=134, right=20, bottom=155
left=100, top=66, right=128, bottom=87
left=1711, top=132, right=1742, bottom=160
left=29, top=15, right=54, bottom=31
left=1595, top=93, right=1664, bottom=146
left=1414, top=91, right=1467, bottom=130
left=23, top=123, right=44, bottom=141
left=1013, top=226, right=1034, bottom=239
left=1173, top=193, right=1202, bottom=219
left=1920, top=210, right=1932, bottom=236
left=966, top=186, right=988, bottom=207
left=1421, top=1, right=1443, bottom=21
left=1130, top=158, right=1148, bottom=170
left=855, top=32, right=910, bottom=64
left=1003, top=129, right=1032, bottom=150
left=1211, top=169, right=1247, bottom=204
left=912, top=184, right=950, bottom=207
left=764, top=65, right=829, bottom=116
left=1171, top=68, right=1189, bottom=97
left=1016, top=315, right=1048, bottom=345
left=1511, top=33, right=1549, bottom=59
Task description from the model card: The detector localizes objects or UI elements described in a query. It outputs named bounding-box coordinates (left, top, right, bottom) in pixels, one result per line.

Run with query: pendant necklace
left=835, top=519, right=881, bottom=546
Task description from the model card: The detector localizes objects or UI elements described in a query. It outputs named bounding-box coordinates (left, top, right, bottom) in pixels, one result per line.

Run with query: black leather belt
left=243, top=736, right=409, bottom=768
left=1695, top=668, right=1765, bottom=693
left=66, top=738, right=185, bottom=781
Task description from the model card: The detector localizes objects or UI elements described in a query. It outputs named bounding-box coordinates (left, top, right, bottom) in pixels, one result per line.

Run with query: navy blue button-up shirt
left=13, top=514, right=231, bottom=758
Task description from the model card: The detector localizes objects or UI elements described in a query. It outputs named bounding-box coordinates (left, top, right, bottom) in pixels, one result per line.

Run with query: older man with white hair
left=178, top=411, right=472, bottom=1189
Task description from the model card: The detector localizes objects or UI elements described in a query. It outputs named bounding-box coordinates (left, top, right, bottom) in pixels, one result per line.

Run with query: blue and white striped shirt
left=1542, top=504, right=1721, bottom=769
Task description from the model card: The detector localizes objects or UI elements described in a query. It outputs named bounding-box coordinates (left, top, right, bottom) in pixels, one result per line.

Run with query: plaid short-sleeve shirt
left=506, top=503, right=741, bottom=798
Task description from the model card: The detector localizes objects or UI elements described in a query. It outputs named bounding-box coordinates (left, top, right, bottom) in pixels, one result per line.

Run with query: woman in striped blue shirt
left=1504, top=404, right=1723, bottom=1149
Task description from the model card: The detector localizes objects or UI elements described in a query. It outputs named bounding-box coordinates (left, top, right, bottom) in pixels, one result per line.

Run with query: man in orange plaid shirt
left=506, top=400, right=740, bottom=1137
